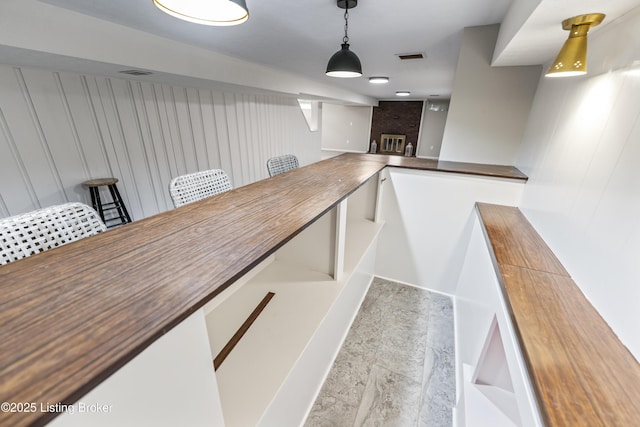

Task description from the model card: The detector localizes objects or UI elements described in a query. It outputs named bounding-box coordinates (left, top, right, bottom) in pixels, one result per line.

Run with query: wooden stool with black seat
left=82, top=178, right=132, bottom=228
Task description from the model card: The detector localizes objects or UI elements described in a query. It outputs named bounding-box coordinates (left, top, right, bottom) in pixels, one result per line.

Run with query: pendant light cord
left=343, top=6, right=350, bottom=44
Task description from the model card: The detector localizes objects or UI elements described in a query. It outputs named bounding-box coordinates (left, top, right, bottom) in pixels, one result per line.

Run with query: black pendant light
left=326, top=0, right=362, bottom=78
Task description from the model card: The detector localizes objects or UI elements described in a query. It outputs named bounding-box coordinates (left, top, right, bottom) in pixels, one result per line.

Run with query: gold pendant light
left=546, top=13, right=605, bottom=78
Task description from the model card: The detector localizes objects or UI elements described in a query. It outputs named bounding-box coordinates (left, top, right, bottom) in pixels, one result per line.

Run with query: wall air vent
left=118, top=70, right=153, bottom=76
left=396, top=53, right=425, bottom=60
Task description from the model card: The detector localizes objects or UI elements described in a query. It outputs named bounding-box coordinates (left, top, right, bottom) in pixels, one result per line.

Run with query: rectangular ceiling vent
left=118, top=69, right=153, bottom=76
left=396, top=53, right=425, bottom=60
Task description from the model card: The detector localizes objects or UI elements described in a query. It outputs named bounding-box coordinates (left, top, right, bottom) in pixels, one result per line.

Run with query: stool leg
left=108, top=184, right=132, bottom=224
left=90, top=187, right=106, bottom=223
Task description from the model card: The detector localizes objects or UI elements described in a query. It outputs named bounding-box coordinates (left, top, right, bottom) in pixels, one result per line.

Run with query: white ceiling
left=35, top=0, right=640, bottom=101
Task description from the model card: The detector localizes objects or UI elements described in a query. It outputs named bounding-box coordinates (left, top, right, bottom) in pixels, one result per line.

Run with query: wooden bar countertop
left=476, top=203, right=640, bottom=426
left=0, top=154, right=526, bottom=426
left=340, top=153, right=529, bottom=180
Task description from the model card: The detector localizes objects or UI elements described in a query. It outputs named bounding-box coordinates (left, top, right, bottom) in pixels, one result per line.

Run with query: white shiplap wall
left=515, top=8, right=640, bottom=360
left=0, top=65, right=320, bottom=219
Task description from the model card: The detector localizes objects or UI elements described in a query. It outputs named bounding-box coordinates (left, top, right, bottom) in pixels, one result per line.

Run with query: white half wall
left=440, top=25, right=540, bottom=165
left=454, top=214, right=543, bottom=427
left=0, top=64, right=320, bottom=219
left=49, top=310, right=225, bottom=427
left=515, top=7, right=640, bottom=361
left=375, top=168, right=525, bottom=294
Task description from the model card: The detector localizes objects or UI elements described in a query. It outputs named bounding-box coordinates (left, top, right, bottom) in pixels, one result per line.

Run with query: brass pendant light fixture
left=546, top=13, right=605, bottom=78
left=153, top=0, right=249, bottom=26
left=326, top=0, right=362, bottom=78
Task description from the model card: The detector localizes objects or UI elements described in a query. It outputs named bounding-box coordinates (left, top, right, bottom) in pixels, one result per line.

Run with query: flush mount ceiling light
left=369, top=77, right=389, bottom=84
left=546, top=13, right=605, bottom=78
left=396, top=91, right=411, bottom=97
left=326, top=0, right=362, bottom=78
left=153, top=0, right=249, bottom=26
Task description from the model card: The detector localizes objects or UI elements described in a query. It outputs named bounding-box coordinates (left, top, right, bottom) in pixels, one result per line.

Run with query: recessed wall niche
left=369, top=101, right=423, bottom=155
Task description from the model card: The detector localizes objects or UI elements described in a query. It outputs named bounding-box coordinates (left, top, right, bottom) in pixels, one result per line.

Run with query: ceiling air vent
left=118, top=69, right=153, bottom=76
left=396, top=53, right=425, bottom=60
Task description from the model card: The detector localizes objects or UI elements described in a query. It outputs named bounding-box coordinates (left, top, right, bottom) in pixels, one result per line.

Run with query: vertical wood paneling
left=256, top=95, right=269, bottom=178
left=11, top=68, right=66, bottom=208
left=155, top=85, right=185, bottom=180
left=516, top=10, right=640, bottom=360
left=101, top=78, right=144, bottom=219
left=198, top=89, right=221, bottom=171
left=268, top=97, right=277, bottom=158
left=172, top=87, right=198, bottom=174
left=235, top=94, right=250, bottom=185
left=75, top=75, right=113, bottom=179
left=85, top=77, right=119, bottom=180
left=23, top=69, right=94, bottom=203
left=0, top=64, right=318, bottom=220
left=130, top=81, right=164, bottom=213
left=245, top=95, right=260, bottom=182
left=52, top=72, right=91, bottom=180
left=185, top=88, right=208, bottom=173
left=162, top=85, right=187, bottom=175
left=57, top=72, right=112, bottom=202
left=224, top=92, right=243, bottom=186
left=0, top=194, right=8, bottom=218
left=120, top=79, right=159, bottom=218
left=0, top=107, right=38, bottom=214
left=239, top=94, right=253, bottom=183
left=138, top=82, right=174, bottom=211
left=212, top=91, right=233, bottom=184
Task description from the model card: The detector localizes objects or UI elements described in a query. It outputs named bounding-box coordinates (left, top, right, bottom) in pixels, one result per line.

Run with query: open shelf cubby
left=463, top=316, right=520, bottom=427
left=202, top=171, right=385, bottom=427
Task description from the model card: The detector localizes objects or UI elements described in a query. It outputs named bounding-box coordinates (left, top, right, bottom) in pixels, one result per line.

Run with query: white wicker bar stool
left=169, top=169, right=233, bottom=208
left=267, top=154, right=299, bottom=177
left=0, top=202, right=107, bottom=265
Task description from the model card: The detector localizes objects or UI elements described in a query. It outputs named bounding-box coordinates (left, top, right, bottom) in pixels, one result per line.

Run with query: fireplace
left=380, top=134, right=406, bottom=155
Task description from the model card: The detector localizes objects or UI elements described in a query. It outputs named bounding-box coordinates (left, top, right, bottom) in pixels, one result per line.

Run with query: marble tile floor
left=304, top=277, right=455, bottom=427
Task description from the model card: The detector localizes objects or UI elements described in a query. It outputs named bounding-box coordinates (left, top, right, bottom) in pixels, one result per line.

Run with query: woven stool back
left=267, top=154, right=299, bottom=177
left=169, top=169, right=233, bottom=208
left=0, top=202, right=106, bottom=265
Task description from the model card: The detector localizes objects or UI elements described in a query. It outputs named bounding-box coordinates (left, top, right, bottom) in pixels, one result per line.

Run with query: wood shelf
left=475, top=203, right=640, bottom=426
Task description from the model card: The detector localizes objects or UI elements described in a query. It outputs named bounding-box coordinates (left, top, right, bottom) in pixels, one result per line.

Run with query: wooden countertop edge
left=0, top=155, right=525, bottom=427
left=475, top=202, right=640, bottom=426
left=0, top=157, right=385, bottom=427
left=336, top=153, right=529, bottom=181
